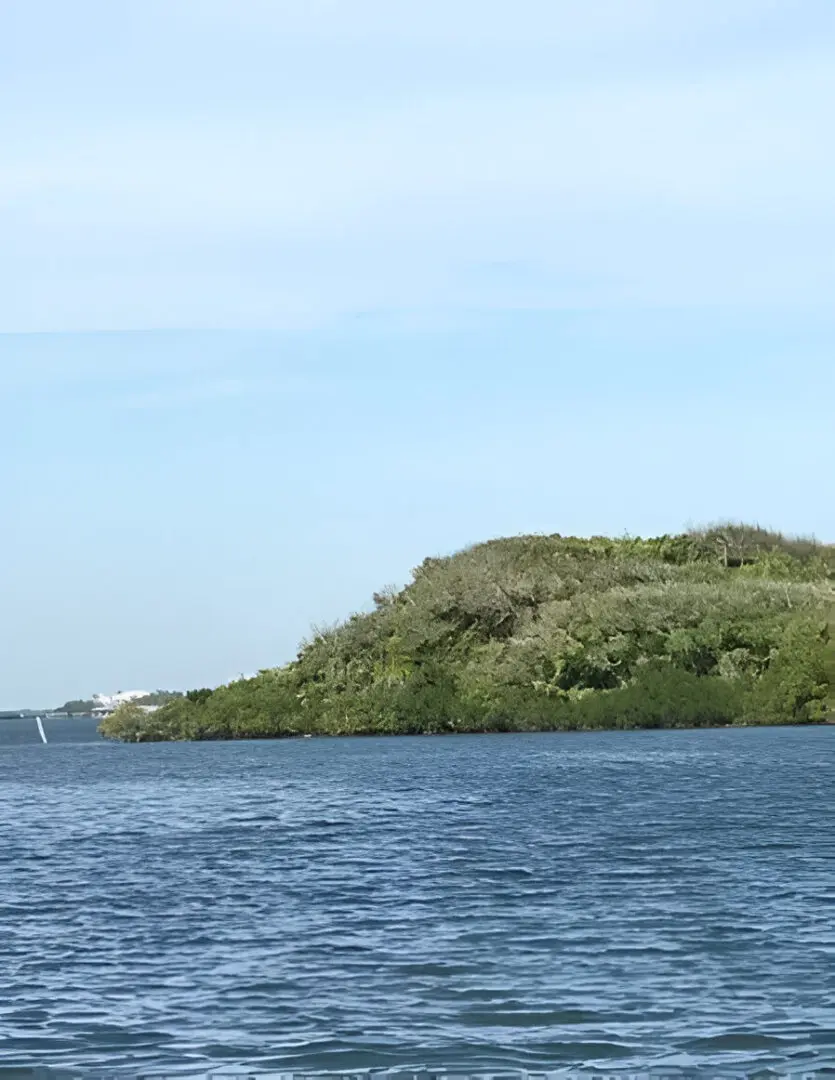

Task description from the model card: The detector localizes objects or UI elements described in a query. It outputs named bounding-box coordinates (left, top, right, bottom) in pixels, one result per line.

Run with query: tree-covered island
left=100, top=524, right=835, bottom=742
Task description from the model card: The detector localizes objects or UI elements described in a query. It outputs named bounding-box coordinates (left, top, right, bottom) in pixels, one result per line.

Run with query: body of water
left=1, top=723, right=834, bottom=1076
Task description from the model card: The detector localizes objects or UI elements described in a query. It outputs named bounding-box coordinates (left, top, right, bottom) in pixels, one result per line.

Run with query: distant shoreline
left=0, top=713, right=96, bottom=721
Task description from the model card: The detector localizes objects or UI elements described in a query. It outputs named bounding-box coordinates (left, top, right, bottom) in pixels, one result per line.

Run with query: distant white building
left=91, top=690, right=151, bottom=715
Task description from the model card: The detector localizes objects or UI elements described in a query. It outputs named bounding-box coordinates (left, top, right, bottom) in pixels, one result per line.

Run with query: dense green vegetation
left=99, top=524, right=835, bottom=742
left=132, top=691, right=185, bottom=707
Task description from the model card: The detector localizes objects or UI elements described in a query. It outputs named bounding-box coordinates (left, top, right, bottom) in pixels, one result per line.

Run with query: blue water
left=1, top=722, right=835, bottom=1077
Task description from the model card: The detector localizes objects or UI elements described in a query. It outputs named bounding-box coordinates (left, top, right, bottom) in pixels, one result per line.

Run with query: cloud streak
left=2, top=1, right=835, bottom=332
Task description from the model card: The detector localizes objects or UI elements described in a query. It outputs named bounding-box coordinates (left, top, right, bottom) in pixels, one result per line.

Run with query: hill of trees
left=99, top=524, right=835, bottom=742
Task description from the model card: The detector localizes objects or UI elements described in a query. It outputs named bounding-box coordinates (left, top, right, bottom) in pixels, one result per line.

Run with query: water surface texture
left=1, top=726, right=834, bottom=1076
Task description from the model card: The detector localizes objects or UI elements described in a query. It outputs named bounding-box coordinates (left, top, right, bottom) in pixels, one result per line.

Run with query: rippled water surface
left=2, top=722, right=835, bottom=1076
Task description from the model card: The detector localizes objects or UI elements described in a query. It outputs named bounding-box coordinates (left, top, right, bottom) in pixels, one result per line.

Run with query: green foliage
left=744, top=617, right=831, bottom=724
left=97, top=702, right=159, bottom=742
left=824, top=613, right=835, bottom=719
left=185, top=688, right=214, bottom=705
left=501, top=665, right=746, bottom=731
left=100, top=525, right=835, bottom=742
left=133, top=690, right=184, bottom=707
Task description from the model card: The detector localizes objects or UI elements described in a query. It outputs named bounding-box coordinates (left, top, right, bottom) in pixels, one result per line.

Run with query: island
left=99, top=523, right=835, bottom=742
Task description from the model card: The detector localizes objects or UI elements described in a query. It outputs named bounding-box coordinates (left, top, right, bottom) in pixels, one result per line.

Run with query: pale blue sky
left=2, top=2, right=834, bottom=705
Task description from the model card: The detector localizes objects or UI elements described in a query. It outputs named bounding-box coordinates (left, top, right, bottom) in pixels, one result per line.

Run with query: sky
left=2, top=1, right=834, bottom=706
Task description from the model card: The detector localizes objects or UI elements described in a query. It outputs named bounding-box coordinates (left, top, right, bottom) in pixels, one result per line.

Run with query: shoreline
left=102, top=718, right=835, bottom=744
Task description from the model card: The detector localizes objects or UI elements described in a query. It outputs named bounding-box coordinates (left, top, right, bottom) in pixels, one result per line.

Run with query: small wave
left=685, top=1033, right=793, bottom=1051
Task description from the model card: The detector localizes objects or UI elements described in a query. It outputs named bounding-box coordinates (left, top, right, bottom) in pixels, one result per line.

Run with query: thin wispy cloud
left=117, top=378, right=261, bottom=411
left=2, top=1, right=835, bottom=332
